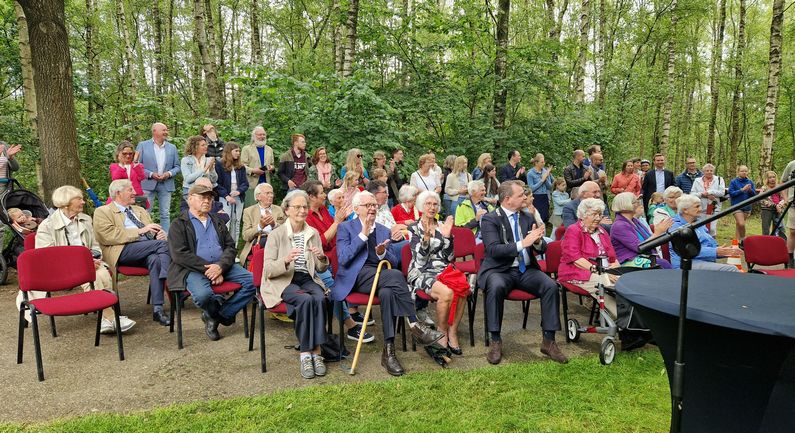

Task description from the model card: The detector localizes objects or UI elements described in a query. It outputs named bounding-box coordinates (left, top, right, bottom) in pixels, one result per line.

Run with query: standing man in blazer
left=136, top=122, right=181, bottom=232
left=477, top=180, right=567, bottom=365
left=333, top=191, right=443, bottom=376
left=641, top=153, right=675, bottom=215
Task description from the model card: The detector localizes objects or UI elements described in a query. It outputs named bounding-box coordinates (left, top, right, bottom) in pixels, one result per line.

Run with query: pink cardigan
left=558, top=221, right=617, bottom=282
left=610, top=172, right=640, bottom=196
left=109, top=163, right=146, bottom=196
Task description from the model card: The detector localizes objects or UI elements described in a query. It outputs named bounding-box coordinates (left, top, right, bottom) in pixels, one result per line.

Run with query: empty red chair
left=23, top=233, right=36, bottom=251
left=450, top=227, right=478, bottom=274
left=744, top=235, right=795, bottom=278
left=17, top=246, right=125, bottom=381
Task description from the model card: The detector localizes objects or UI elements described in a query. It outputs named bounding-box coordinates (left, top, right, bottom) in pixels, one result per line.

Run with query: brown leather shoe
left=381, top=343, right=405, bottom=376
left=410, top=322, right=445, bottom=346
left=540, top=339, right=569, bottom=364
left=486, top=340, right=502, bottom=364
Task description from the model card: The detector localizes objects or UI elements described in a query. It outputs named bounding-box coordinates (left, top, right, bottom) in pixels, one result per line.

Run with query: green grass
left=1, top=351, right=670, bottom=433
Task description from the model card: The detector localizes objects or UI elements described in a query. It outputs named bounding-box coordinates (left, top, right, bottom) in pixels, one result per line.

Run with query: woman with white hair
left=239, top=182, right=286, bottom=263
left=407, top=191, right=467, bottom=356
left=454, top=180, right=493, bottom=240
left=652, top=186, right=683, bottom=226
left=240, top=126, right=275, bottom=207
left=690, top=163, right=725, bottom=236
left=669, top=194, right=742, bottom=272
left=261, top=189, right=329, bottom=379
left=16, top=186, right=135, bottom=333
left=391, top=184, right=420, bottom=225
left=610, top=192, right=672, bottom=268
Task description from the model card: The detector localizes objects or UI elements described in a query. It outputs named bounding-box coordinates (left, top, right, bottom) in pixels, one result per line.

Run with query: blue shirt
left=728, top=177, right=757, bottom=208
left=668, top=214, right=718, bottom=268
left=526, top=167, right=554, bottom=195
left=256, top=147, right=266, bottom=183
left=655, top=169, right=666, bottom=193
left=189, top=213, right=223, bottom=263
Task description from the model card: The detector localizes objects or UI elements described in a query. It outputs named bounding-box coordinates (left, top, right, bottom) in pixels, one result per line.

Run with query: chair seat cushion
left=29, top=290, right=118, bottom=316
left=561, top=281, right=591, bottom=296
left=267, top=302, right=288, bottom=314
left=346, top=292, right=381, bottom=306
left=537, top=260, right=547, bottom=273
left=454, top=260, right=477, bottom=274
left=212, top=281, right=242, bottom=294
left=762, top=269, right=795, bottom=279
left=117, top=266, right=150, bottom=276
left=506, top=289, right=537, bottom=301
left=416, top=290, right=432, bottom=301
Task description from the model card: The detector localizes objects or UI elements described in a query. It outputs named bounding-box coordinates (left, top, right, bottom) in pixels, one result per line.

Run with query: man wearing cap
left=167, top=183, right=256, bottom=341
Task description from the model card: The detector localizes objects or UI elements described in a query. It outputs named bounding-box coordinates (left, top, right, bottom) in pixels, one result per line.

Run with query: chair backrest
left=249, top=247, right=264, bottom=288
left=744, top=235, right=789, bottom=267
left=554, top=225, right=566, bottom=240
left=401, top=243, right=412, bottom=277
left=544, top=241, right=562, bottom=275
left=23, top=233, right=36, bottom=250
left=451, top=227, right=476, bottom=259
left=474, top=242, right=485, bottom=265
left=661, top=242, right=671, bottom=263
left=17, top=246, right=96, bottom=293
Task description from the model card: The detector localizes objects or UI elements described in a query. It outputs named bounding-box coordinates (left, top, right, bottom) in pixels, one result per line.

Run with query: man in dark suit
left=477, top=180, right=567, bottom=365
left=333, top=191, right=443, bottom=376
left=641, top=153, right=675, bottom=215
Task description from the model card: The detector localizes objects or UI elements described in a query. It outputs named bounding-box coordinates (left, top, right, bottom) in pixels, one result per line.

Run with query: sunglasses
left=356, top=154, right=363, bottom=158
left=121, top=152, right=134, bottom=156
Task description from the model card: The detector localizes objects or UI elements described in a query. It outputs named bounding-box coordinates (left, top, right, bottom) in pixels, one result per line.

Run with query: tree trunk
left=573, top=0, right=589, bottom=103
left=333, top=0, right=343, bottom=75
left=706, top=0, right=726, bottom=165
left=596, top=0, right=607, bottom=106
left=728, top=0, right=746, bottom=177
left=658, top=0, right=677, bottom=157
left=84, top=0, right=97, bottom=115
left=544, top=0, right=568, bottom=109
left=759, top=0, right=784, bottom=179
left=17, top=0, right=82, bottom=203
left=492, top=0, right=510, bottom=146
left=193, top=0, right=222, bottom=118
left=205, top=0, right=225, bottom=115
left=153, top=0, right=163, bottom=97
left=116, top=0, right=137, bottom=96
left=250, top=0, right=261, bottom=65
left=342, top=0, right=359, bottom=77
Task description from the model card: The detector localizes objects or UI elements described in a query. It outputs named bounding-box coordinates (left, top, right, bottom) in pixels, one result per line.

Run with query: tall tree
left=492, top=0, right=510, bottom=145
left=342, top=0, right=359, bottom=77
left=17, top=0, right=82, bottom=202
left=573, top=0, right=590, bottom=103
left=659, top=0, right=678, bottom=157
left=193, top=0, right=222, bottom=118
left=250, top=0, right=261, bottom=65
left=116, top=0, right=137, bottom=96
left=728, top=0, right=746, bottom=176
left=759, top=0, right=784, bottom=178
left=84, top=0, right=98, bottom=116
left=596, top=0, right=607, bottom=106
left=706, top=0, right=726, bottom=164
left=205, top=0, right=225, bottom=115
left=152, top=0, right=164, bottom=97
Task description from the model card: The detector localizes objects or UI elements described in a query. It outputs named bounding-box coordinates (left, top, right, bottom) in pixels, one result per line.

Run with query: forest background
left=0, top=0, right=792, bottom=206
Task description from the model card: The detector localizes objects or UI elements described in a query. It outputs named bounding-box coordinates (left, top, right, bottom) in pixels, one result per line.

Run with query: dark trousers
left=353, top=265, right=415, bottom=341
left=533, top=194, right=550, bottom=224
left=118, top=240, right=170, bottom=306
left=483, top=267, right=560, bottom=334
left=282, top=272, right=327, bottom=352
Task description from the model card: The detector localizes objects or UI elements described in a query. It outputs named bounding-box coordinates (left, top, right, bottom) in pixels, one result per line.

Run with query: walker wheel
left=600, top=338, right=616, bottom=365
left=567, top=319, right=580, bottom=342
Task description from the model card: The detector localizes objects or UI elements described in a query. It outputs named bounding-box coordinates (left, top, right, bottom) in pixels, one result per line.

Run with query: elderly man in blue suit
left=136, top=122, right=181, bottom=232
left=332, top=190, right=443, bottom=376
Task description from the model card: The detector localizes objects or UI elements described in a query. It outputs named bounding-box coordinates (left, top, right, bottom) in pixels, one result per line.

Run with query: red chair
left=167, top=279, right=245, bottom=350
left=245, top=247, right=288, bottom=373
left=17, top=246, right=125, bottom=381
left=450, top=227, right=478, bottom=275
left=114, top=265, right=152, bottom=309
left=545, top=241, right=599, bottom=342
left=651, top=225, right=672, bottom=264
left=744, top=235, right=795, bottom=278
left=554, top=225, right=566, bottom=240
left=23, top=233, right=36, bottom=250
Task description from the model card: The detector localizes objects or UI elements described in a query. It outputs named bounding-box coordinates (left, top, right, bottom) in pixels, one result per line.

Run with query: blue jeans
left=145, top=182, right=173, bottom=232
left=185, top=264, right=256, bottom=322
left=318, top=268, right=351, bottom=321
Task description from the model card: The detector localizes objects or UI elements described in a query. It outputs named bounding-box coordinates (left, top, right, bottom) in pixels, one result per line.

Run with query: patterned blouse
left=406, top=222, right=455, bottom=294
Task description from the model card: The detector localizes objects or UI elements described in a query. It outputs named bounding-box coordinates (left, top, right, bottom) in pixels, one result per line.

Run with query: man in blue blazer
left=477, top=180, right=567, bottom=365
left=136, top=123, right=181, bottom=232
left=333, top=190, right=443, bottom=376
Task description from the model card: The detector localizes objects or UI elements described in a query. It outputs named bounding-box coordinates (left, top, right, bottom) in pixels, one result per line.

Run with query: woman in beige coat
left=261, top=190, right=329, bottom=379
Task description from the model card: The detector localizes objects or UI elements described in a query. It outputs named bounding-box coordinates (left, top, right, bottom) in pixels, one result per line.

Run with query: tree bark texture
left=492, top=0, right=510, bottom=144
left=706, top=0, right=726, bottom=165
left=153, top=0, right=163, bottom=97
left=193, top=0, right=222, bottom=118
left=116, top=0, right=137, bottom=96
left=759, top=0, right=784, bottom=178
left=573, top=0, right=589, bottom=103
left=17, top=0, right=82, bottom=204
left=728, top=0, right=746, bottom=176
left=250, top=0, right=261, bottom=65
left=659, top=0, right=677, bottom=157
left=14, top=1, right=37, bottom=138
left=342, top=0, right=359, bottom=78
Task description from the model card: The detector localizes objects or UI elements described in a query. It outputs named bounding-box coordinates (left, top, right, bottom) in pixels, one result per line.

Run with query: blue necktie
left=512, top=213, right=526, bottom=273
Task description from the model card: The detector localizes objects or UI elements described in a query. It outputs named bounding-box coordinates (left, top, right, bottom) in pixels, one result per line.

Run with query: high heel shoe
left=447, top=344, right=463, bottom=356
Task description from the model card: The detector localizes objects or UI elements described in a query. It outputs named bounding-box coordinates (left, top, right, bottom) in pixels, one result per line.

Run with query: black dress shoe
left=152, top=310, right=171, bottom=326
left=201, top=311, right=221, bottom=341
left=381, top=343, right=404, bottom=376
left=409, top=323, right=445, bottom=346
left=448, top=344, right=463, bottom=356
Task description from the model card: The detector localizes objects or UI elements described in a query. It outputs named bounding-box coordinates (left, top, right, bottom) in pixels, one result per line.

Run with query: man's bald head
left=152, top=123, right=169, bottom=143
left=578, top=181, right=601, bottom=199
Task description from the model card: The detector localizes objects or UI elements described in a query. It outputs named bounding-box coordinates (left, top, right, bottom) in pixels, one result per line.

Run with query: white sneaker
left=100, top=316, right=136, bottom=334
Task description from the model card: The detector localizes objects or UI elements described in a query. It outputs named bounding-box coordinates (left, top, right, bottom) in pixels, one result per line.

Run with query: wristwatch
left=589, top=265, right=597, bottom=273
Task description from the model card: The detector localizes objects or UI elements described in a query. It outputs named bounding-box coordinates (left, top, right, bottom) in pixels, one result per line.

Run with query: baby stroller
left=0, top=179, right=49, bottom=284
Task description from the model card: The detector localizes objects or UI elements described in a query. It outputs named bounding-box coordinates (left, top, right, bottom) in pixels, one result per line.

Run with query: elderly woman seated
left=261, top=190, right=330, bottom=379
left=669, top=194, right=742, bottom=272
left=652, top=186, right=682, bottom=226
left=407, top=191, right=468, bottom=359
left=454, top=180, right=493, bottom=241
left=16, top=186, right=135, bottom=333
left=610, top=192, right=672, bottom=269
left=392, top=184, right=419, bottom=225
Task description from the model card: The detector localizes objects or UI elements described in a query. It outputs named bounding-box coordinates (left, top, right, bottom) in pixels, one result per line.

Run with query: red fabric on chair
left=451, top=227, right=477, bottom=273
left=345, top=292, right=381, bottom=306
left=506, top=290, right=537, bottom=301
left=761, top=269, right=795, bottom=278
left=117, top=266, right=150, bottom=277
left=249, top=247, right=264, bottom=285
left=23, top=233, right=36, bottom=251
left=545, top=241, right=562, bottom=276
left=560, top=281, right=591, bottom=297
left=744, top=235, right=790, bottom=268
left=212, top=281, right=242, bottom=294
left=29, top=290, right=118, bottom=316
left=554, top=225, right=566, bottom=240
left=18, top=246, right=97, bottom=293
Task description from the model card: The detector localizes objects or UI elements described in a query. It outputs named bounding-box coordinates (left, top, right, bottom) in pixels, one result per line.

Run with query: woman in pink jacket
left=109, top=141, right=147, bottom=207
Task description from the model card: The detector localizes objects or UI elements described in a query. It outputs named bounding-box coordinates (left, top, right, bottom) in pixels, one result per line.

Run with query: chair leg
left=411, top=318, right=417, bottom=352
left=168, top=291, right=176, bottom=333
left=176, top=292, right=184, bottom=350
left=30, top=312, right=44, bottom=381
left=400, top=317, right=407, bottom=352
left=560, top=284, right=571, bottom=343
left=248, top=301, right=256, bottom=351
left=113, top=303, right=125, bottom=361
left=522, top=300, right=530, bottom=329
left=241, top=295, right=249, bottom=339
left=337, top=301, right=345, bottom=362
left=483, top=290, right=490, bottom=347
left=94, top=308, right=102, bottom=347
left=17, top=307, right=25, bottom=364
left=259, top=303, right=266, bottom=373
left=468, top=288, right=477, bottom=347
left=325, top=301, right=333, bottom=335
left=146, top=285, right=151, bottom=305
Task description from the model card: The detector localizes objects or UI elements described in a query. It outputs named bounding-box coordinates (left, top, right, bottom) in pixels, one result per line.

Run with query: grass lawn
left=1, top=350, right=670, bottom=433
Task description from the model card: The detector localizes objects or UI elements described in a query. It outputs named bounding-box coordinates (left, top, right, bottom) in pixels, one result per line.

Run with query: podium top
left=616, top=270, right=795, bottom=339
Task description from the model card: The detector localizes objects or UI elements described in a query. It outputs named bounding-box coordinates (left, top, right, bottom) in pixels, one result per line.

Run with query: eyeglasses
left=356, top=154, right=363, bottom=158
left=191, top=194, right=214, bottom=202
left=358, top=203, right=378, bottom=209
left=424, top=202, right=440, bottom=208
left=121, top=152, right=134, bottom=156
left=289, top=205, right=308, bottom=211
left=585, top=212, right=604, bottom=219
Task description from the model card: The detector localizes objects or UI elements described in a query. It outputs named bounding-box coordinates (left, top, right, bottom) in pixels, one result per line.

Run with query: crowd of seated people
left=17, top=121, right=795, bottom=380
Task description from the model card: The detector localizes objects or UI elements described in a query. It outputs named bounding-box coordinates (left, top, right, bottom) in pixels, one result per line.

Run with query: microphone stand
left=637, top=176, right=795, bottom=433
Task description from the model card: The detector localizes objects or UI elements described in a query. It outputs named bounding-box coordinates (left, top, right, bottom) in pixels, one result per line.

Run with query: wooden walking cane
left=349, top=260, right=391, bottom=375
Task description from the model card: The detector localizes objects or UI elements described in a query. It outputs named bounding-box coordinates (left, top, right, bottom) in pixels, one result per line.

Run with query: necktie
left=126, top=208, right=154, bottom=240
left=512, top=213, right=526, bottom=273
